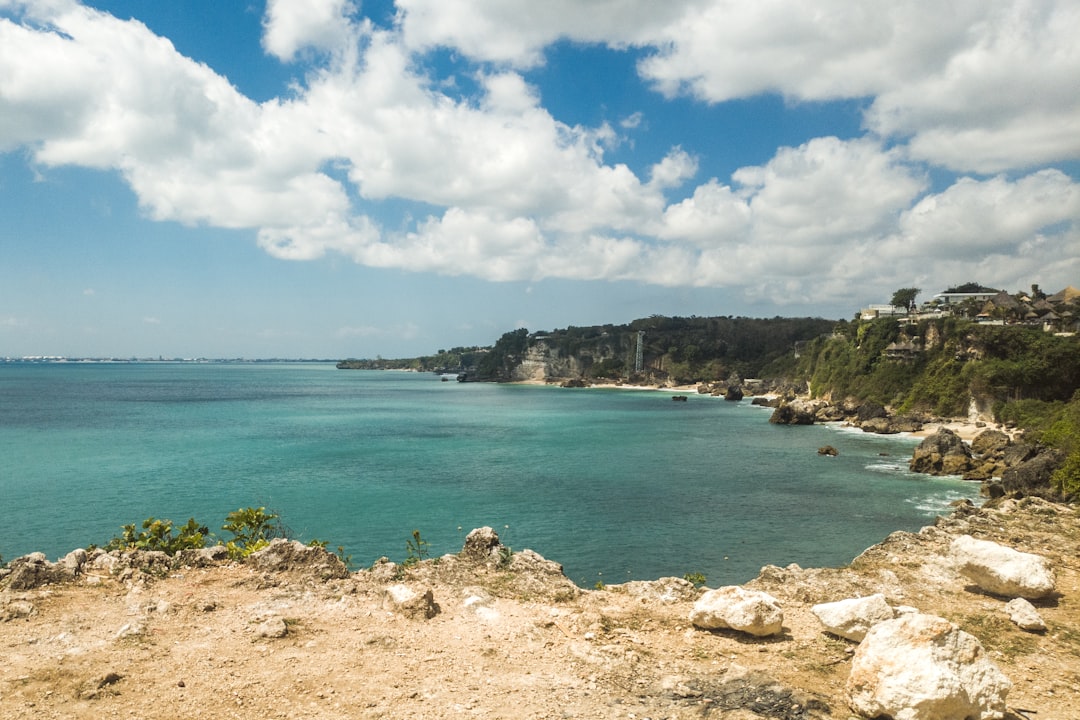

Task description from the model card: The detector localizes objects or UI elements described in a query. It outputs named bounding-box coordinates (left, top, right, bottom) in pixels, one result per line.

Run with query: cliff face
left=509, top=340, right=591, bottom=381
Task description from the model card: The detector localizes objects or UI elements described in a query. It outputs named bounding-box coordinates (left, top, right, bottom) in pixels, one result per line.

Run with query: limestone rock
left=951, top=535, right=1055, bottom=599
left=383, top=584, right=440, bottom=619
left=3, top=552, right=70, bottom=590
left=689, top=586, right=783, bottom=637
left=812, top=593, right=896, bottom=642
left=461, top=526, right=502, bottom=562
left=256, top=617, right=289, bottom=638
left=612, top=576, right=698, bottom=603
left=909, top=428, right=974, bottom=476
left=248, top=539, right=350, bottom=580
left=1004, top=598, right=1046, bottom=632
left=175, top=545, right=229, bottom=567
left=847, top=613, right=1011, bottom=720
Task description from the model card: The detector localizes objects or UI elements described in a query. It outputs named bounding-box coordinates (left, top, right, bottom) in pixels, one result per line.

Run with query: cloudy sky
left=2, top=0, right=1078, bottom=358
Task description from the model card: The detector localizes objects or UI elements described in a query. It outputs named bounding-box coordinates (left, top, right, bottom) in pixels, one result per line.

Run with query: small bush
left=105, top=517, right=209, bottom=556
left=222, top=506, right=282, bottom=560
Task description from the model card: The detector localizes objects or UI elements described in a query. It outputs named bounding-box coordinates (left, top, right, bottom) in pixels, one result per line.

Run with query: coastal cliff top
left=2, top=499, right=1079, bottom=719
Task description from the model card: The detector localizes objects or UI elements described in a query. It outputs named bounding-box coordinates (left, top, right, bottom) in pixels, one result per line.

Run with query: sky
left=1, top=0, right=1078, bottom=359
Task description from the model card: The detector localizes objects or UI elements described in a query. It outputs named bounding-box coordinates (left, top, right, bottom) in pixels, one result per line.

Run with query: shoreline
left=515, top=377, right=1014, bottom=443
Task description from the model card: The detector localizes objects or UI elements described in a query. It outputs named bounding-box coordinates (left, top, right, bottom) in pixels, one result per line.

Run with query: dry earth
left=2, top=497, right=1079, bottom=720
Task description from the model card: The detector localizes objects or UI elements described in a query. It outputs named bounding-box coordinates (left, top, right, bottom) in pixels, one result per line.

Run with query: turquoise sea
left=0, top=362, right=979, bottom=586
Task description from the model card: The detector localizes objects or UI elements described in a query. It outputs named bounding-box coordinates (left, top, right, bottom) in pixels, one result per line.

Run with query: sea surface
left=0, top=362, right=980, bottom=586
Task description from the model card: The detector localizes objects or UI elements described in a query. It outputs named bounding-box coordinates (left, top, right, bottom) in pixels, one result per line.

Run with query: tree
left=890, top=287, right=920, bottom=311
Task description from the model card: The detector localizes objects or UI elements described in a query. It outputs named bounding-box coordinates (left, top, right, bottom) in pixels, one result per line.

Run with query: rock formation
left=689, top=586, right=784, bottom=637
left=847, top=613, right=1011, bottom=720
left=909, top=428, right=974, bottom=476
left=811, top=593, right=895, bottom=642
left=950, top=535, right=1056, bottom=600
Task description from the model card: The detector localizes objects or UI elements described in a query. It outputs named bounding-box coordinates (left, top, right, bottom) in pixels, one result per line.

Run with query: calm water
left=0, top=363, right=978, bottom=586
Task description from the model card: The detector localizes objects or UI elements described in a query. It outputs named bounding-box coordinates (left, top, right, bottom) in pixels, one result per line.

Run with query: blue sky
left=2, top=0, right=1078, bottom=359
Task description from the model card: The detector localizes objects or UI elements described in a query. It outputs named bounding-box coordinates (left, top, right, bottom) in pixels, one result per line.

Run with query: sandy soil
left=2, top=498, right=1079, bottom=720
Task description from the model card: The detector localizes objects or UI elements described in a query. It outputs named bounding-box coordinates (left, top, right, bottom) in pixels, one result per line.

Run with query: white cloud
left=893, top=170, right=1080, bottom=259
left=394, top=0, right=1080, bottom=174
left=262, top=0, right=360, bottom=62
left=1, top=0, right=1077, bottom=314
left=396, top=0, right=696, bottom=67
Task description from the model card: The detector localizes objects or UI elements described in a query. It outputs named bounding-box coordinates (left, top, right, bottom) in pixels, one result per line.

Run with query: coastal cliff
left=3, top=499, right=1078, bottom=719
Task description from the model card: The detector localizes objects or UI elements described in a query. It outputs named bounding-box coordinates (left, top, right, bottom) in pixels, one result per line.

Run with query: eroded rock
left=383, top=584, right=440, bottom=619
left=248, top=539, right=350, bottom=580
left=1004, top=597, right=1046, bottom=632
left=689, top=586, right=783, bottom=637
left=909, top=428, right=974, bottom=476
left=811, top=593, right=895, bottom=642
left=847, top=613, right=1011, bottom=720
left=950, top=535, right=1055, bottom=599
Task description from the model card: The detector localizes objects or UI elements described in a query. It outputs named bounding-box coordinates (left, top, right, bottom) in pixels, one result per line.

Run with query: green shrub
left=222, top=506, right=282, bottom=559
left=105, top=517, right=209, bottom=555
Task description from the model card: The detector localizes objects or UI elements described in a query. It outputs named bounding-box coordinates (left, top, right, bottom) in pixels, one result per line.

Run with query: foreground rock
left=811, top=593, right=895, bottom=642
left=847, top=613, right=1011, bottom=720
left=1005, top=597, right=1047, bottom=632
left=950, top=534, right=1056, bottom=599
left=689, top=586, right=784, bottom=637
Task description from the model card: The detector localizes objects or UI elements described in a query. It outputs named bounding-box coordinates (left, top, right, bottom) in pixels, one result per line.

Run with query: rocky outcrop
left=383, top=584, right=440, bottom=619
left=950, top=535, right=1055, bottom=600
left=769, top=401, right=817, bottom=425
left=1001, top=448, right=1067, bottom=499
left=847, top=613, right=1011, bottom=720
left=3, top=551, right=78, bottom=590
left=248, top=539, right=350, bottom=580
left=909, top=428, right=974, bottom=476
left=689, top=586, right=784, bottom=637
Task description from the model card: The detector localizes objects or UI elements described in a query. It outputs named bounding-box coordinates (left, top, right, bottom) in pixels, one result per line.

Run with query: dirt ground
left=2, top=497, right=1079, bottom=720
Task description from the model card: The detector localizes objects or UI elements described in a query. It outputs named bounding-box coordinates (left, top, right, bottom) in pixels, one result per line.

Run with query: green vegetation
left=798, top=317, right=1080, bottom=416
left=683, top=572, right=707, bottom=587
left=403, top=529, right=431, bottom=567
left=102, top=507, right=298, bottom=560
left=890, top=287, right=920, bottom=310
left=104, top=517, right=209, bottom=555
left=221, top=506, right=283, bottom=559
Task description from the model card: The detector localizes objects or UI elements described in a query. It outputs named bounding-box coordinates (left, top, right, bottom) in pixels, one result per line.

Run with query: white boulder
left=1004, top=598, right=1046, bottom=632
left=951, top=535, right=1055, bottom=599
left=847, top=613, right=1011, bottom=720
left=812, top=593, right=896, bottom=642
left=689, top=586, right=783, bottom=637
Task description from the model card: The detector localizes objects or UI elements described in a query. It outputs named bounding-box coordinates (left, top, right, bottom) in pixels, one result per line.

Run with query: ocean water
left=0, top=363, right=979, bottom=586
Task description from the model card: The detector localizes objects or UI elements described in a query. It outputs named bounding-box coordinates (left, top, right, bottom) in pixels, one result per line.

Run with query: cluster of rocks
left=763, top=397, right=928, bottom=433
left=0, top=540, right=348, bottom=592
left=761, top=395, right=1067, bottom=493
left=686, top=533, right=1055, bottom=720
left=910, top=427, right=1066, bottom=495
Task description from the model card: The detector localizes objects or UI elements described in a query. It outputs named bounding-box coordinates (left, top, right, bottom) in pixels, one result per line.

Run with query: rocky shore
left=2, top=498, right=1078, bottom=719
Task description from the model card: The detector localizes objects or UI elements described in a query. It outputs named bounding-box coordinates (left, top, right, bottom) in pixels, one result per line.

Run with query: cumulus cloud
left=262, top=0, right=360, bottom=62
left=395, top=0, right=1080, bottom=174
left=0, top=0, right=1077, bottom=312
